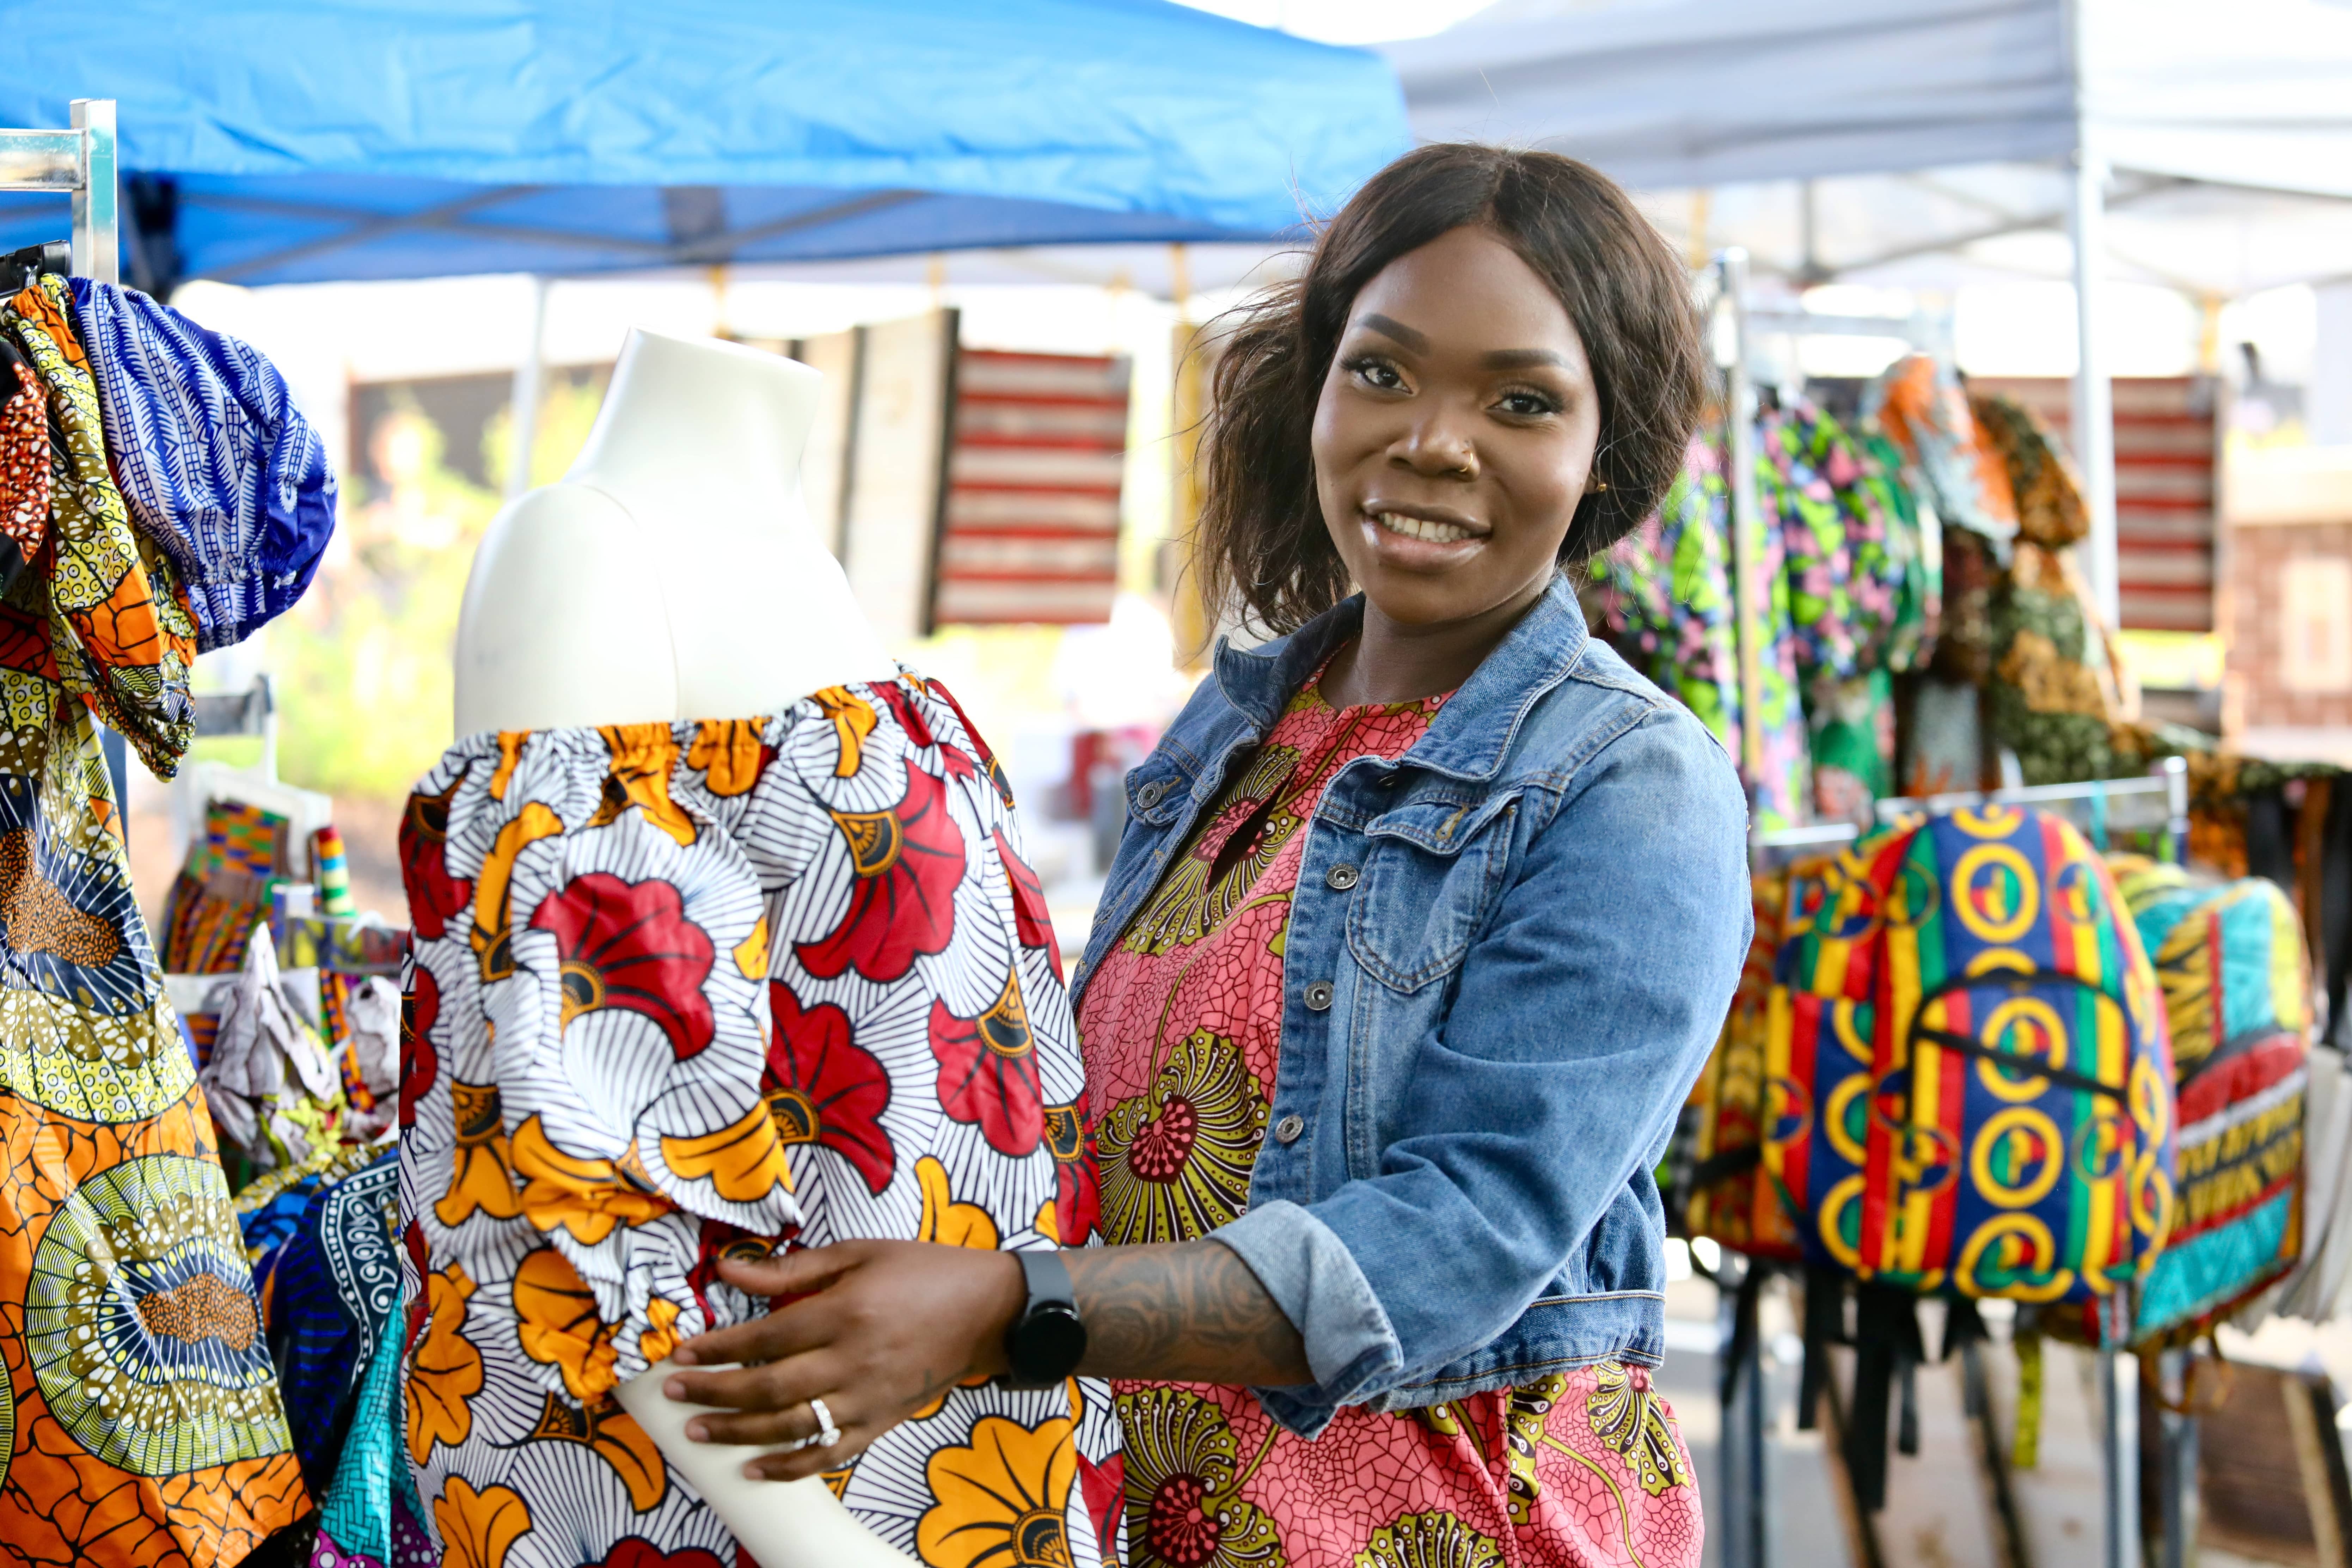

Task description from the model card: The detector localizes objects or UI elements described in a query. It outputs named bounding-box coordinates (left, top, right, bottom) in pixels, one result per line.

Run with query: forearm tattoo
left=1065, top=1240, right=1311, bottom=1385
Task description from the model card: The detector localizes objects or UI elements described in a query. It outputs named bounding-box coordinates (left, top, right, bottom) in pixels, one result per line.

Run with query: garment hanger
left=0, top=241, right=70, bottom=298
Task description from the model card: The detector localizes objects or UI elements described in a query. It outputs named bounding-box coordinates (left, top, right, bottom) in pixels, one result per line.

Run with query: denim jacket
left=1070, top=575, right=1752, bottom=1438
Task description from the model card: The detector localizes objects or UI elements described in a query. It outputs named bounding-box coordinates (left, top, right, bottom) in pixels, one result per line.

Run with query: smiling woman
left=665, top=145, right=1751, bottom=1568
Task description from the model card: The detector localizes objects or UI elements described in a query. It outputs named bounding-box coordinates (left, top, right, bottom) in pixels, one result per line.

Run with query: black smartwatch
left=999, top=1250, right=1088, bottom=1388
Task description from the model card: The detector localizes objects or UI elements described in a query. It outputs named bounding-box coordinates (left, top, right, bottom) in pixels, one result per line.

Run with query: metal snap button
left=1303, top=981, right=1334, bottom=1011
left=1325, top=863, right=1360, bottom=891
left=1136, top=779, right=1167, bottom=809
left=1274, top=1114, right=1305, bottom=1145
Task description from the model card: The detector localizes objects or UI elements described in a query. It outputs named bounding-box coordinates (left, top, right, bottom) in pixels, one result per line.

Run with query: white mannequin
left=452, top=329, right=910, bottom=1565
left=454, top=327, right=897, bottom=735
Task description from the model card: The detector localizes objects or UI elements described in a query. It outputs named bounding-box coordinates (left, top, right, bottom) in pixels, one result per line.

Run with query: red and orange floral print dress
left=400, top=673, right=1122, bottom=1568
left=1077, top=661, right=1703, bottom=1568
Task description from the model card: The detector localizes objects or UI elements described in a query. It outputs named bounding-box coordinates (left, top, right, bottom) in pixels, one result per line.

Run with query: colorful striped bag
left=2111, top=857, right=2311, bottom=1339
left=1793, top=806, right=2176, bottom=1300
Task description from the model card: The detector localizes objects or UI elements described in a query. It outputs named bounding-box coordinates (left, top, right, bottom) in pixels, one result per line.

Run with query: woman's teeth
left=1373, top=512, right=1474, bottom=544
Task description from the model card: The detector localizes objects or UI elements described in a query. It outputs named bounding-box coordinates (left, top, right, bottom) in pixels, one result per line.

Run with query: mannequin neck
left=566, top=329, right=817, bottom=521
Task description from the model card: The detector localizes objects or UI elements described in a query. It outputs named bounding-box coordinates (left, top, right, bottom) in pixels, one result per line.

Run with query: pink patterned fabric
left=1078, top=662, right=1703, bottom=1568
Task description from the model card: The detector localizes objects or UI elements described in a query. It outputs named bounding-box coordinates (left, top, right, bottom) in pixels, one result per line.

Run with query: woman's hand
left=662, top=1237, right=1311, bottom=1483
left=662, top=1241, right=1024, bottom=1482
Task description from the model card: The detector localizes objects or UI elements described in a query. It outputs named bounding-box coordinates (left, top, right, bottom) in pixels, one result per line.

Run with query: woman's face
left=1311, top=225, right=1602, bottom=630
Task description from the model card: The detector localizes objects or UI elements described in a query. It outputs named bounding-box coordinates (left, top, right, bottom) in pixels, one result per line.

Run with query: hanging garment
left=1863, top=354, right=2018, bottom=543
left=1757, top=402, right=1904, bottom=685
left=2275, top=1047, right=2352, bottom=1321
left=400, top=676, right=1121, bottom=1568
left=1987, top=539, right=2129, bottom=785
left=1858, top=428, right=1941, bottom=677
left=314, top=1314, right=402, bottom=1568
left=201, top=923, right=348, bottom=1183
left=1678, top=867, right=1798, bottom=1259
left=235, top=1136, right=387, bottom=1268
left=1599, top=427, right=1811, bottom=830
left=258, top=1147, right=397, bottom=1499
left=1, top=335, right=44, bottom=587
left=1974, top=391, right=2134, bottom=785
left=65, top=279, right=336, bottom=653
left=1973, top=393, right=2087, bottom=549
left=1807, top=668, right=1894, bottom=817
left=1592, top=434, right=1741, bottom=746
left=0, top=274, right=307, bottom=1566
left=1079, top=662, right=1702, bottom=1568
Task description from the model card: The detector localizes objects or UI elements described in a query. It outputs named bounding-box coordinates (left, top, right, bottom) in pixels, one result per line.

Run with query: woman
left=667, top=143, right=1753, bottom=1567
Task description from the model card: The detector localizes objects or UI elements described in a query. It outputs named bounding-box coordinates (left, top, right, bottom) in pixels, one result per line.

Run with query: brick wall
left=2226, top=519, right=2352, bottom=730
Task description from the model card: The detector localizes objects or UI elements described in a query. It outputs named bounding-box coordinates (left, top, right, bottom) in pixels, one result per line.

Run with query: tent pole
left=2066, top=3, right=2120, bottom=627
left=1719, top=250, right=1768, bottom=787
left=507, top=274, right=550, bottom=499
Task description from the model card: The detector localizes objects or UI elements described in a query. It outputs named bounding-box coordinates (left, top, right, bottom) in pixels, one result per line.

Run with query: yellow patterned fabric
left=400, top=676, right=1122, bottom=1565
left=0, top=275, right=305, bottom=1566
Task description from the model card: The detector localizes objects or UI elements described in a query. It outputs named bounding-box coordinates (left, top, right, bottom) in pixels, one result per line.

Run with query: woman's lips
left=1359, top=507, right=1488, bottom=570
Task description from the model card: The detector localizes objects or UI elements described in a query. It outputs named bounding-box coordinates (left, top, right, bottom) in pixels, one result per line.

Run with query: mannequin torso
left=453, top=327, right=898, bottom=736
left=443, top=327, right=914, bottom=1565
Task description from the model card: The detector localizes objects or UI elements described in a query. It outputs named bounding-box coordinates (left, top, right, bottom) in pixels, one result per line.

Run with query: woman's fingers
left=670, top=1246, right=868, bottom=1370
left=664, top=1311, right=839, bottom=1411
left=670, top=1272, right=863, bottom=1376
left=716, top=1243, right=865, bottom=1300
left=741, top=1411, right=877, bottom=1483
left=679, top=1365, right=837, bottom=1447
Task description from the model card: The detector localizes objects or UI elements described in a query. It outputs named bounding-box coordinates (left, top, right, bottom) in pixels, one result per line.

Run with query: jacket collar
left=1211, top=572, right=1591, bottom=784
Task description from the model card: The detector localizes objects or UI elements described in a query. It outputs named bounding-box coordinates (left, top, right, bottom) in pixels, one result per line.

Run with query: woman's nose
left=1393, top=417, right=1477, bottom=480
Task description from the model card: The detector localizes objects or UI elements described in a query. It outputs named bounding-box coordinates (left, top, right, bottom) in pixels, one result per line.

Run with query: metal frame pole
left=69, top=99, right=117, bottom=285
left=1718, top=249, right=1767, bottom=784
left=506, top=274, right=551, bottom=498
left=2065, top=0, right=2120, bottom=627
left=2102, top=1291, right=2142, bottom=1568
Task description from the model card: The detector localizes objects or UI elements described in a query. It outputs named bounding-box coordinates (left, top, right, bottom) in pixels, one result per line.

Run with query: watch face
left=1013, top=1303, right=1088, bottom=1385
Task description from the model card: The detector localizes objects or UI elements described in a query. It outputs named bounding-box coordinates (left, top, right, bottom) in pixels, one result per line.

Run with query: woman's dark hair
left=1194, top=142, right=1707, bottom=636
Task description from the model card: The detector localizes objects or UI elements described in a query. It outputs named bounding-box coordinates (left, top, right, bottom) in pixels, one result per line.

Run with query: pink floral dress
left=1077, top=663, right=1704, bottom=1568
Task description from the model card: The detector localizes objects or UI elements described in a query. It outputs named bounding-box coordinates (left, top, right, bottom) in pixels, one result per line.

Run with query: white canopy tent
left=1386, top=0, right=2352, bottom=623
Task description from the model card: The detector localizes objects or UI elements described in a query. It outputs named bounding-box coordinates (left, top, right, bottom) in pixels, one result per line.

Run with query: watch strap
left=1016, top=1248, right=1077, bottom=1311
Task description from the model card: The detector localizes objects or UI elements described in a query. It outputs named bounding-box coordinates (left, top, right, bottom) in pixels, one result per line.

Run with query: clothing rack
left=2, top=101, right=125, bottom=808
left=1705, top=247, right=1951, bottom=785
left=1731, top=759, right=2196, bottom=1568
left=0, top=99, right=118, bottom=285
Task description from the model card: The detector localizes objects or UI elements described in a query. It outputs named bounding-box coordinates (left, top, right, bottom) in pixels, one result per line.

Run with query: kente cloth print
left=0, top=276, right=306, bottom=1566
left=399, top=673, right=1122, bottom=1568
left=1077, top=667, right=1702, bottom=1568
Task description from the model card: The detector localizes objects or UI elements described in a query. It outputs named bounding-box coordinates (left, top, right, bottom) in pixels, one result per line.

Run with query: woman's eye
left=1496, top=390, right=1559, bottom=417
left=1347, top=357, right=1405, bottom=391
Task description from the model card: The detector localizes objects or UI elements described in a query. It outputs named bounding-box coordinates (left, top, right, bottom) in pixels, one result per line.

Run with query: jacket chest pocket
left=1345, top=792, right=1520, bottom=993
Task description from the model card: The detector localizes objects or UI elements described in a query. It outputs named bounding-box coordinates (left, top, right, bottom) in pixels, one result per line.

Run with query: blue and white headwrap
left=68, top=278, right=336, bottom=653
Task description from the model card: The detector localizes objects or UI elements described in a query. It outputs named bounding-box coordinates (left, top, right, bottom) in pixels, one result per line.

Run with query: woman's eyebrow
left=1358, top=313, right=1430, bottom=354
left=1482, top=348, right=1570, bottom=369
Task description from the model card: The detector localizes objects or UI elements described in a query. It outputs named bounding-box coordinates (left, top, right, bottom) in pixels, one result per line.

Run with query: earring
left=1592, top=479, right=1610, bottom=492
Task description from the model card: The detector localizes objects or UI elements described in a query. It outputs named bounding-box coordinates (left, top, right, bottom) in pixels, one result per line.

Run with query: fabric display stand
left=1630, top=254, right=2349, bottom=1568
left=1, top=100, right=380, bottom=1568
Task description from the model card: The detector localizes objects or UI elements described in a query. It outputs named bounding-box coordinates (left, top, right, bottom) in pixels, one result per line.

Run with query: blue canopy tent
left=0, top=0, right=1408, bottom=295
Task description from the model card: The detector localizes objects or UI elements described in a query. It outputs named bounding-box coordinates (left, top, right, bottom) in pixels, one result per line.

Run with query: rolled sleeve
left=1212, top=1200, right=1402, bottom=1435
